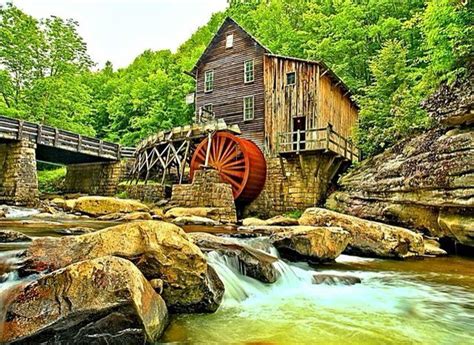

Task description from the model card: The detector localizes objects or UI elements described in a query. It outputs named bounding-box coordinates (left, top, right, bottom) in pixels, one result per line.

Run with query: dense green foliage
left=0, top=1, right=471, bottom=156
left=37, top=166, right=66, bottom=193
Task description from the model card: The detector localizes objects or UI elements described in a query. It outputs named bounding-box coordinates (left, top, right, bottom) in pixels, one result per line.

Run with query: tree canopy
left=0, top=0, right=471, bottom=156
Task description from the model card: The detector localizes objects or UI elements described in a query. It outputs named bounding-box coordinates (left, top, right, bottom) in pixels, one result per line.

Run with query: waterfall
left=206, top=237, right=316, bottom=307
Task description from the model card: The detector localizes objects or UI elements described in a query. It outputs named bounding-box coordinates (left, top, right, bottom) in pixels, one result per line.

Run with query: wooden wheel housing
left=190, top=131, right=266, bottom=203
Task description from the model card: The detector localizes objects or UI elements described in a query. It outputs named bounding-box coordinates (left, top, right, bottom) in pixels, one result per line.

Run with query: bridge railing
left=0, top=116, right=135, bottom=160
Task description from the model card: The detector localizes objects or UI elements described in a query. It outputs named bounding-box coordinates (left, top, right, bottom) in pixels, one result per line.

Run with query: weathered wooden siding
left=263, top=55, right=358, bottom=153
left=263, top=56, right=319, bottom=153
left=195, top=21, right=266, bottom=147
left=317, top=74, right=358, bottom=140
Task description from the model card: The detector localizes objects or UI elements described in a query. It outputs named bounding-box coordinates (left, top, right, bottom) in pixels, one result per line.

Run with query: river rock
left=299, top=208, right=425, bottom=259
left=72, top=196, right=149, bottom=217
left=189, top=232, right=280, bottom=283
left=97, top=212, right=125, bottom=220
left=172, top=216, right=220, bottom=226
left=120, top=211, right=153, bottom=221
left=165, top=207, right=220, bottom=220
left=151, top=207, right=165, bottom=220
left=424, top=238, right=448, bottom=256
left=0, top=256, right=168, bottom=344
left=270, top=226, right=350, bottom=262
left=265, top=215, right=299, bottom=226
left=312, top=274, right=362, bottom=285
left=242, top=217, right=267, bottom=226
left=0, top=230, right=32, bottom=243
left=56, top=227, right=96, bottom=236
left=22, top=220, right=224, bottom=313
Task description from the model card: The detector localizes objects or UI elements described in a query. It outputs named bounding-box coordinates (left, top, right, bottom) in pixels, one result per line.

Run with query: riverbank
left=0, top=203, right=473, bottom=344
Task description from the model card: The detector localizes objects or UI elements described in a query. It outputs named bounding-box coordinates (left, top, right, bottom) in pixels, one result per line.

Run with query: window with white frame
left=226, top=34, right=234, bottom=48
left=204, top=70, right=214, bottom=92
left=244, top=60, right=254, bottom=83
left=243, top=96, right=254, bottom=120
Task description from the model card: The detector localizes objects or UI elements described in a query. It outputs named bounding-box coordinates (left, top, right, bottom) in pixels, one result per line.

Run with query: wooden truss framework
left=128, top=120, right=241, bottom=185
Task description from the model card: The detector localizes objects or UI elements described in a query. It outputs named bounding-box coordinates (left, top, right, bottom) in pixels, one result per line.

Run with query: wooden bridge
left=0, top=115, right=134, bottom=164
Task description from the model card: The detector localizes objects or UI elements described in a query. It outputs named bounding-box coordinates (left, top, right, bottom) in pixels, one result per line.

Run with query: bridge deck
left=0, top=116, right=134, bottom=163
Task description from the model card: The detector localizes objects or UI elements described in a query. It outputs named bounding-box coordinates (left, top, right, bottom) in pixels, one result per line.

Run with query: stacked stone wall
left=171, top=169, right=237, bottom=223
left=63, top=161, right=126, bottom=196
left=0, top=141, right=38, bottom=206
left=118, top=184, right=167, bottom=203
left=245, top=153, right=345, bottom=217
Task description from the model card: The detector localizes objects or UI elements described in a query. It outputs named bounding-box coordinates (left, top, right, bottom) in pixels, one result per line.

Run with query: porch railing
left=277, top=125, right=359, bottom=161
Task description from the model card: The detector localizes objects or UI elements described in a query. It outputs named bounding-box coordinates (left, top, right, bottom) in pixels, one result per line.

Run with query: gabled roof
left=189, top=17, right=358, bottom=107
left=189, top=17, right=272, bottom=76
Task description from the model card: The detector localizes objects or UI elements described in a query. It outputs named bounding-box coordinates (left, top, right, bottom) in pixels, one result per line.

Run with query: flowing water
left=160, top=238, right=474, bottom=345
left=0, top=211, right=473, bottom=345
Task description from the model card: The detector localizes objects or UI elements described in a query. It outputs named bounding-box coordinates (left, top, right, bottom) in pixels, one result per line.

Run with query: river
left=0, top=208, right=473, bottom=345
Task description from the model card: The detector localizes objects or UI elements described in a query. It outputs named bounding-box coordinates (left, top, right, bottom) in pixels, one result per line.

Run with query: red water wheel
left=190, top=131, right=266, bottom=203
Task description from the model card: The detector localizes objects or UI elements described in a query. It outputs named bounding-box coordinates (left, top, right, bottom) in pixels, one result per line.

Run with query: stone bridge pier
left=0, top=139, right=130, bottom=206
left=0, top=141, right=39, bottom=206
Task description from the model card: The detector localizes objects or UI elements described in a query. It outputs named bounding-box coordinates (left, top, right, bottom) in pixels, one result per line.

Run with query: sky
left=6, top=0, right=228, bottom=69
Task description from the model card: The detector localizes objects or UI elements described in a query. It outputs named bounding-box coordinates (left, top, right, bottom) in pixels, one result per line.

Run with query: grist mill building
left=132, top=17, right=359, bottom=216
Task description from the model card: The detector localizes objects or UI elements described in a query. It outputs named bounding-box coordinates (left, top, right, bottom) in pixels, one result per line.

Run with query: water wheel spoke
left=216, top=137, right=227, bottom=161
left=195, top=148, right=206, bottom=162
left=220, top=141, right=236, bottom=162
left=222, top=158, right=245, bottom=169
left=221, top=168, right=245, bottom=179
left=221, top=151, right=241, bottom=166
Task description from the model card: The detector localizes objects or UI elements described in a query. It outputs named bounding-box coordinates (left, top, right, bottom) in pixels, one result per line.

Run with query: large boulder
left=299, top=208, right=425, bottom=259
left=327, top=72, right=473, bottom=248
left=270, top=226, right=350, bottom=262
left=0, top=256, right=168, bottom=344
left=72, top=196, right=149, bottom=216
left=189, top=232, right=280, bottom=283
left=21, top=221, right=224, bottom=313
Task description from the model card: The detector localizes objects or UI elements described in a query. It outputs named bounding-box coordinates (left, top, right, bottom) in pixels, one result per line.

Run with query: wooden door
left=292, top=116, right=306, bottom=151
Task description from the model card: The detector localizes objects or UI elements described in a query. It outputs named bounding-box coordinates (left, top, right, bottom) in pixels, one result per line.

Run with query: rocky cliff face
left=327, top=71, right=473, bottom=248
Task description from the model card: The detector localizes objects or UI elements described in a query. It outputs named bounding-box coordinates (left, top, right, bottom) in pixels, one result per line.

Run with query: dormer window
left=204, top=70, right=214, bottom=92
left=244, top=60, right=254, bottom=83
left=226, top=34, right=234, bottom=48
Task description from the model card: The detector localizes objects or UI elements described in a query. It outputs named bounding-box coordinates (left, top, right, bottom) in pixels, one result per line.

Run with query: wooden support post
left=117, top=145, right=122, bottom=160
left=297, top=129, right=301, bottom=153
left=77, top=135, right=82, bottom=151
left=325, top=125, right=331, bottom=151
left=328, top=157, right=343, bottom=182
left=99, top=140, right=103, bottom=155
left=344, top=139, right=347, bottom=159
left=17, top=121, right=23, bottom=140
left=54, top=128, right=59, bottom=147
left=204, top=132, right=212, bottom=167
left=180, top=139, right=191, bottom=184
left=37, top=124, right=43, bottom=144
